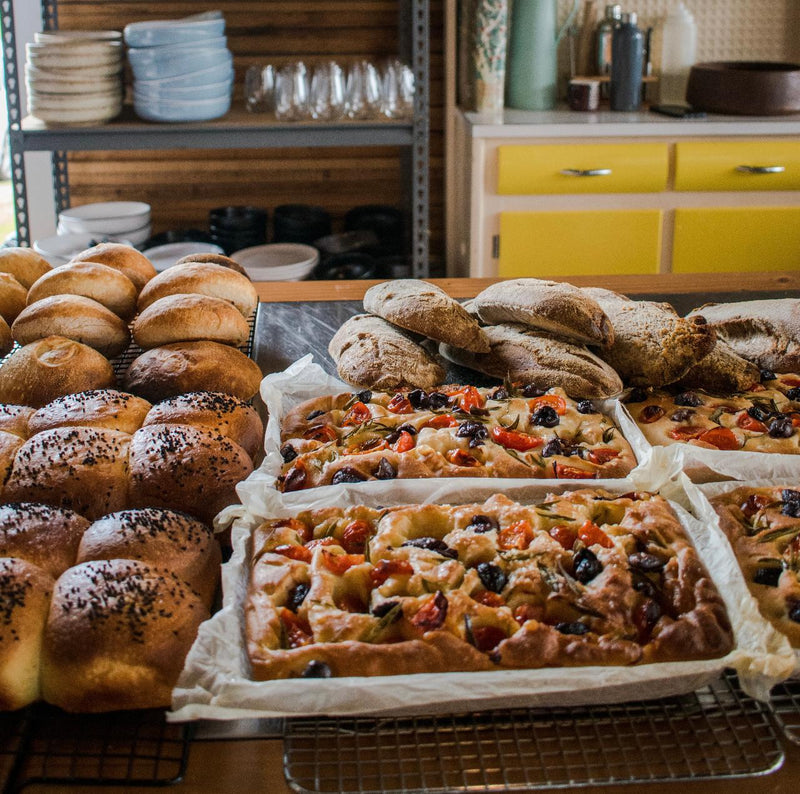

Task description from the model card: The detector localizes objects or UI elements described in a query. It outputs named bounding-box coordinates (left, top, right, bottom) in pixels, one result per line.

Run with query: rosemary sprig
left=361, top=603, right=403, bottom=643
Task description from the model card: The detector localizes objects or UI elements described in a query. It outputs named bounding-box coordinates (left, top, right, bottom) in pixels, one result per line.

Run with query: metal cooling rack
left=283, top=672, right=784, bottom=794
left=769, top=678, right=800, bottom=746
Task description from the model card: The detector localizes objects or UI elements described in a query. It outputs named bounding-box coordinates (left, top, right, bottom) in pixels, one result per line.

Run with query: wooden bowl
left=686, top=61, right=800, bottom=116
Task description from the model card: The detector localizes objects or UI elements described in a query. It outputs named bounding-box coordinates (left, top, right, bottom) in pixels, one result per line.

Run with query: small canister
left=568, top=78, right=600, bottom=111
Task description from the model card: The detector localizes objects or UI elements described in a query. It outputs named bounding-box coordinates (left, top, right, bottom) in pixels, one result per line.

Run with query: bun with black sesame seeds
left=143, top=391, right=264, bottom=460
left=76, top=507, right=221, bottom=607
left=128, top=423, right=253, bottom=525
left=40, top=558, right=209, bottom=712
left=0, top=556, right=53, bottom=711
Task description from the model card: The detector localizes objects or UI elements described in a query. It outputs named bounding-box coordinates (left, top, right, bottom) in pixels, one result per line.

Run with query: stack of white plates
left=57, top=202, right=152, bottom=247
left=25, top=30, right=123, bottom=125
left=231, top=243, right=319, bottom=281
left=33, top=233, right=134, bottom=267
left=124, top=12, right=233, bottom=122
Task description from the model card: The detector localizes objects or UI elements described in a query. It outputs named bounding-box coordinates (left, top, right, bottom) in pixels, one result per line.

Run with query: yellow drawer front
left=673, top=207, right=800, bottom=272
left=497, top=143, right=669, bottom=195
left=674, top=141, right=800, bottom=191
left=498, top=210, right=662, bottom=277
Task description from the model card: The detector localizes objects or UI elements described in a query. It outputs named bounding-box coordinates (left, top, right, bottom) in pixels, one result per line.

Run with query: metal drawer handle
left=560, top=168, right=612, bottom=177
left=735, top=165, right=786, bottom=174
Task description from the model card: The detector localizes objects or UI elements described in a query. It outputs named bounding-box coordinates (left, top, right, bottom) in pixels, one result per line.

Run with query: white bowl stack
left=56, top=201, right=152, bottom=247
left=25, top=30, right=123, bottom=125
left=231, top=243, right=320, bottom=281
left=124, top=11, right=234, bottom=122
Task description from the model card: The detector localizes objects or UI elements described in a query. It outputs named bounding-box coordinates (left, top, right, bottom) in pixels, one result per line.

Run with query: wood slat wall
left=55, top=0, right=444, bottom=271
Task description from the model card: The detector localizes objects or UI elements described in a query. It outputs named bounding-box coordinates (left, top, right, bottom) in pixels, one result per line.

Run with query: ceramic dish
left=134, top=77, right=232, bottom=102
left=26, top=74, right=122, bottom=94
left=28, top=103, right=122, bottom=126
left=26, top=62, right=123, bottom=81
left=126, top=36, right=227, bottom=67
left=28, top=89, right=122, bottom=110
left=133, top=92, right=231, bottom=122
left=59, top=201, right=151, bottom=227
left=231, top=243, right=319, bottom=281
left=141, top=240, right=226, bottom=271
left=123, top=12, right=225, bottom=49
left=34, top=30, right=122, bottom=44
left=132, top=63, right=233, bottom=90
left=129, top=47, right=231, bottom=81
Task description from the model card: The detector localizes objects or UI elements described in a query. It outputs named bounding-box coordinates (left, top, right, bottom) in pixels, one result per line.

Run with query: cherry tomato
left=549, top=524, right=578, bottom=550
left=422, top=414, right=458, bottom=429
left=554, top=462, right=597, bottom=479
left=280, top=608, right=313, bottom=648
left=470, top=624, right=507, bottom=652
left=586, top=447, right=619, bottom=465
left=668, top=425, right=706, bottom=440
left=638, top=405, right=665, bottom=423
left=275, top=517, right=313, bottom=543
left=529, top=394, right=567, bottom=416
left=342, top=401, right=371, bottom=426
left=740, top=493, right=771, bottom=518
left=737, top=412, right=768, bottom=433
left=321, top=550, right=365, bottom=575
left=698, top=426, right=739, bottom=450
left=782, top=376, right=800, bottom=388
left=272, top=544, right=312, bottom=563
left=498, top=519, right=534, bottom=550
left=446, top=448, right=481, bottom=467
left=472, top=590, right=505, bottom=607
left=369, top=559, right=414, bottom=588
left=490, top=425, right=544, bottom=451
left=281, top=461, right=308, bottom=492
left=305, top=537, right=337, bottom=551
left=513, top=603, right=545, bottom=625
left=578, top=520, right=613, bottom=549
left=387, top=393, right=413, bottom=414
left=390, top=430, right=416, bottom=453
left=341, top=519, right=372, bottom=554
left=303, top=424, right=338, bottom=442
left=448, top=386, right=486, bottom=412
left=335, top=593, right=367, bottom=613
left=411, top=591, right=448, bottom=631
left=788, top=412, right=800, bottom=428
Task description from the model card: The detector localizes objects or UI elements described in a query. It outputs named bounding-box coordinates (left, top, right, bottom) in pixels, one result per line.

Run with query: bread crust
left=0, top=315, right=11, bottom=357
left=675, top=340, right=761, bottom=394
left=0, top=272, right=28, bottom=324
left=0, top=431, right=25, bottom=491
left=0, top=405, right=35, bottom=439
left=0, top=247, right=52, bottom=289
left=28, top=389, right=152, bottom=436
left=68, top=242, right=157, bottom=294
left=174, top=252, right=250, bottom=277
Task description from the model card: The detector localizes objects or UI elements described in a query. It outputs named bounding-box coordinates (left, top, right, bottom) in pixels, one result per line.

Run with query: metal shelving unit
left=0, top=0, right=431, bottom=276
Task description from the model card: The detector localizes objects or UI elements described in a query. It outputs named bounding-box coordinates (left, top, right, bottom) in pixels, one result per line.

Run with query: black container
left=208, top=205, right=268, bottom=254
left=610, top=12, right=645, bottom=111
left=141, top=229, right=215, bottom=249
left=313, top=252, right=377, bottom=280
left=344, top=205, right=404, bottom=256
left=273, top=204, right=331, bottom=244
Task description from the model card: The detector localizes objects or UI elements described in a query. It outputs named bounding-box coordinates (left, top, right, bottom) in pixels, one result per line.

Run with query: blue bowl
left=134, top=77, right=232, bottom=102
left=133, top=63, right=233, bottom=89
left=130, top=47, right=232, bottom=81
left=133, top=91, right=231, bottom=122
left=127, top=36, right=227, bottom=68
left=124, top=12, right=225, bottom=48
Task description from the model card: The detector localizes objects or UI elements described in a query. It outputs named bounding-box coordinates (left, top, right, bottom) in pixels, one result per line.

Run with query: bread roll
left=123, top=341, right=262, bottom=402
left=0, top=272, right=28, bottom=324
left=28, top=389, right=152, bottom=436
left=4, top=426, right=130, bottom=521
left=0, top=314, right=12, bottom=357
left=40, top=559, right=209, bottom=712
left=132, top=294, right=250, bottom=350
left=328, top=313, right=445, bottom=391
left=0, top=336, right=116, bottom=409
left=12, top=295, right=130, bottom=358
left=77, top=507, right=221, bottom=607
left=68, top=242, right=157, bottom=294
left=0, top=557, right=53, bottom=711
left=0, top=404, right=35, bottom=438
left=0, top=430, right=24, bottom=490
left=0, top=502, right=89, bottom=577
left=143, top=391, right=264, bottom=459
left=137, top=262, right=258, bottom=317
left=27, top=261, right=138, bottom=321
left=0, top=247, right=51, bottom=289
left=128, top=424, right=253, bottom=525
left=174, top=252, right=250, bottom=277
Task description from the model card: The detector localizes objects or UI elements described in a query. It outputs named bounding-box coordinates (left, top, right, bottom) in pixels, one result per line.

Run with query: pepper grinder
left=610, top=11, right=644, bottom=111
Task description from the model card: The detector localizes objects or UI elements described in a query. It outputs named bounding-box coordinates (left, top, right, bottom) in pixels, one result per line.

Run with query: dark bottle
left=610, top=12, right=644, bottom=111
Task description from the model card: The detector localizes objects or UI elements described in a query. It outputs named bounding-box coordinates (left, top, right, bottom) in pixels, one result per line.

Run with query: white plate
left=231, top=243, right=319, bottom=268
left=141, top=241, right=226, bottom=272
left=26, top=50, right=122, bottom=70
left=28, top=103, right=121, bottom=125
left=34, top=233, right=133, bottom=265
left=25, top=62, right=123, bottom=81
left=35, top=30, right=122, bottom=44
left=59, top=201, right=151, bottom=225
left=27, top=89, right=122, bottom=109
left=27, top=73, right=122, bottom=95
left=123, top=12, right=225, bottom=48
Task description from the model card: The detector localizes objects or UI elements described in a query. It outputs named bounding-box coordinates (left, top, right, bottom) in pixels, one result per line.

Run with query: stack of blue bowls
left=124, top=11, right=233, bottom=122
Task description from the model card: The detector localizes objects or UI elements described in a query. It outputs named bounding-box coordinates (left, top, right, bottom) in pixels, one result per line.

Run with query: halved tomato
left=529, top=394, right=567, bottom=415
left=342, top=400, right=371, bottom=426
left=498, top=519, right=534, bottom=550
left=490, top=425, right=543, bottom=451
left=698, top=426, right=739, bottom=450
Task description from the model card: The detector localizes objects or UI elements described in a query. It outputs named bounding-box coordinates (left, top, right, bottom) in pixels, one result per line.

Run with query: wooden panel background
left=55, top=0, right=444, bottom=272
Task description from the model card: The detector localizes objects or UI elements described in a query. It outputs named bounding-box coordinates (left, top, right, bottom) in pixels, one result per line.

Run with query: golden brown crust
left=0, top=431, right=26, bottom=491
left=0, top=405, right=35, bottom=439
left=0, top=247, right=52, bottom=289
left=28, top=389, right=152, bottom=436
left=0, top=272, right=28, bottom=324
left=68, top=243, right=157, bottom=294
left=675, top=340, right=761, bottom=394
left=174, top=252, right=250, bottom=277
left=0, top=316, right=11, bottom=357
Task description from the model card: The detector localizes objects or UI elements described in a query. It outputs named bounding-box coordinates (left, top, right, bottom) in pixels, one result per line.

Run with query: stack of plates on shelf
left=124, top=11, right=233, bottom=122
left=57, top=201, right=152, bottom=247
left=141, top=240, right=226, bottom=272
left=33, top=233, right=133, bottom=266
left=231, top=243, right=319, bottom=281
left=24, top=30, right=123, bottom=125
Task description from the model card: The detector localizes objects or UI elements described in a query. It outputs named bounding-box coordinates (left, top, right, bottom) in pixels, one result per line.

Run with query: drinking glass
left=245, top=64, right=275, bottom=113
left=309, top=60, right=346, bottom=121
left=274, top=61, right=310, bottom=121
left=379, top=58, right=415, bottom=119
left=344, top=59, right=381, bottom=119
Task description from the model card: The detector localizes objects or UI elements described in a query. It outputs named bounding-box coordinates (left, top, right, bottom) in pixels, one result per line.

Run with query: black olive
left=331, top=467, right=368, bottom=484
left=670, top=408, right=695, bottom=422
left=476, top=562, right=507, bottom=593
left=573, top=548, right=603, bottom=584
left=789, top=601, right=800, bottom=624
left=402, top=537, right=458, bottom=559
left=490, top=387, right=509, bottom=401
left=753, top=567, right=782, bottom=587
left=541, top=438, right=564, bottom=457
left=286, top=583, right=309, bottom=612
left=674, top=391, right=704, bottom=407
left=282, top=467, right=307, bottom=492
left=768, top=415, right=794, bottom=438
left=385, top=429, right=401, bottom=444
left=638, top=598, right=662, bottom=628
left=396, top=423, right=418, bottom=436
left=786, top=387, right=800, bottom=402
left=468, top=436, right=485, bottom=448
left=468, top=514, right=498, bottom=533
left=628, top=552, right=666, bottom=573
left=555, top=621, right=590, bottom=635
left=428, top=392, right=450, bottom=410
left=356, top=390, right=373, bottom=404
left=577, top=400, right=596, bottom=414
left=408, top=389, right=429, bottom=409
left=624, top=387, right=648, bottom=404
left=306, top=409, right=325, bottom=421
left=300, top=660, right=333, bottom=678
left=633, top=577, right=656, bottom=598
left=372, top=600, right=402, bottom=618
left=280, top=443, right=297, bottom=463
left=781, top=489, right=800, bottom=517
left=375, top=457, right=397, bottom=480
left=456, top=420, right=488, bottom=439
left=760, top=369, right=776, bottom=382
left=531, top=405, right=560, bottom=427
left=469, top=406, right=490, bottom=416
left=748, top=403, right=772, bottom=423
left=521, top=384, right=546, bottom=397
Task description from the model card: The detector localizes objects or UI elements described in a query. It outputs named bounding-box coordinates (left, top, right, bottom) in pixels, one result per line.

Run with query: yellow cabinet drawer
left=498, top=210, right=662, bottom=277
left=497, top=143, right=669, bottom=195
left=673, top=207, right=800, bottom=272
left=674, top=141, right=800, bottom=191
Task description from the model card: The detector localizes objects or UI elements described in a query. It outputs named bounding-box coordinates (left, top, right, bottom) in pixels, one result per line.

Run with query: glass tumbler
left=344, top=59, right=381, bottom=120
left=309, top=60, right=346, bottom=121
left=274, top=61, right=310, bottom=121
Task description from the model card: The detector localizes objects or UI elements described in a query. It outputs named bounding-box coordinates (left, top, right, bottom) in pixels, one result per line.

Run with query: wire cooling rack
left=769, top=678, right=800, bottom=746
left=283, top=672, right=784, bottom=794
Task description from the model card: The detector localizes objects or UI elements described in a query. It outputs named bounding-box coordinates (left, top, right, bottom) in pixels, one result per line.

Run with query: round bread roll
left=4, top=426, right=131, bottom=521
left=175, top=252, right=250, bottom=277
left=0, top=557, right=54, bottom=711
left=0, top=272, right=28, bottom=324
left=27, top=261, right=138, bottom=321
left=40, top=559, right=209, bottom=712
left=28, top=389, right=152, bottom=436
left=12, top=295, right=131, bottom=358
left=0, top=430, right=24, bottom=490
left=68, top=242, right=157, bottom=294
left=143, top=391, right=264, bottom=459
left=0, top=502, right=89, bottom=578
left=132, top=293, right=250, bottom=350
left=76, top=507, right=221, bottom=607
left=0, top=336, right=116, bottom=409
left=0, top=247, right=51, bottom=289
left=0, top=314, right=12, bottom=357
left=137, top=262, right=258, bottom=317
left=128, top=424, right=253, bottom=525
left=0, top=404, right=35, bottom=438
left=123, top=340, right=262, bottom=402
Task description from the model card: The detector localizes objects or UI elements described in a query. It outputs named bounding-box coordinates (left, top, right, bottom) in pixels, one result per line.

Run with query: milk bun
left=0, top=247, right=51, bottom=289
left=68, top=242, right=157, bottom=293
left=174, top=252, right=250, bottom=277
left=28, top=389, right=152, bottom=436
left=0, top=272, right=28, bottom=324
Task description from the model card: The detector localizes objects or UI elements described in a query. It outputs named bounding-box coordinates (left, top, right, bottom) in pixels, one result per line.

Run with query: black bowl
left=208, top=205, right=268, bottom=231
left=273, top=204, right=332, bottom=244
left=313, top=252, right=377, bottom=280
left=344, top=204, right=404, bottom=253
left=141, top=229, right=215, bottom=249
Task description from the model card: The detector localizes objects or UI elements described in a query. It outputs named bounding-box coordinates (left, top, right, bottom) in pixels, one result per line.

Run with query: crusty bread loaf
left=68, top=242, right=157, bottom=294
left=12, top=294, right=131, bottom=358
left=363, top=279, right=490, bottom=353
left=137, top=262, right=258, bottom=318
left=0, top=430, right=25, bottom=490
left=0, top=336, right=116, bottom=409
left=0, top=247, right=51, bottom=289
left=28, top=389, right=152, bottom=436
left=0, top=272, right=28, bottom=324
left=583, top=288, right=716, bottom=387
left=440, top=323, right=624, bottom=398
left=77, top=507, right=221, bottom=607
left=132, top=293, right=250, bottom=350
left=128, top=424, right=253, bottom=525
left=174, top=252, right=249, bottom=277
left=27, top=261, right=138, bottom=321
left=328, top=313, right=445, bottom=391
left=472, top=279, right=615, bottom=346
left=0, top=502, right=89, bottom=578
left=675, top=339, right=761, bottom=394
left=0, top=557, right=53, bottom=711
left=3, top=426, right=130, bottom=521
left=123, top=341, right=262, bottom=402
left=0, top=315, right=12, bottom=357
left=687, top=298, right=800, bottom=374
left=0, top=405, right=35, bottom=439
left=40, top=559, right=209, bottom=712
left=143, top=391, right=264, bottom=459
